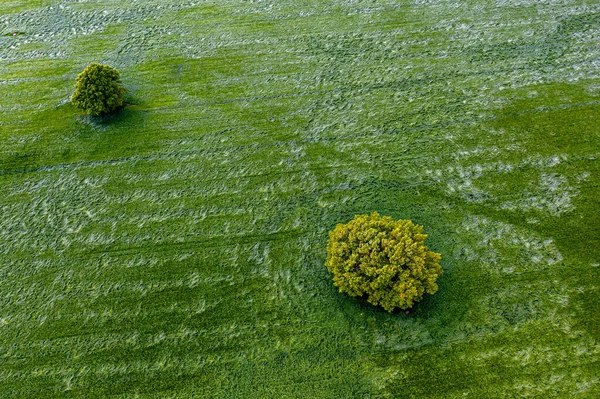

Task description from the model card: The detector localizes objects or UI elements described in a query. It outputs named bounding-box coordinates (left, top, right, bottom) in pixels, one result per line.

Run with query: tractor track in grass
left=2, top=99, right=598, bottom=177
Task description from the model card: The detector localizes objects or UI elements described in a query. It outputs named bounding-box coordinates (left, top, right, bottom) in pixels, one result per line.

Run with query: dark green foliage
left=325, top=212, right=443, bottom=312
left=71, top=63, right=127, bottom=116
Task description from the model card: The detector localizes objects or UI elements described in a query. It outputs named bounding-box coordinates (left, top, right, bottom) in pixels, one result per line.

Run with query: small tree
left=325, top=212, right=443, bottom=312
left=71, top=63, right=127, bottom=116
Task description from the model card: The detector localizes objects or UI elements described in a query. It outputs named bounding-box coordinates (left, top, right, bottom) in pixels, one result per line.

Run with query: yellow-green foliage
left=325, top=212, right=443, bottom=312
left=71, top=63, right=127, bottom=116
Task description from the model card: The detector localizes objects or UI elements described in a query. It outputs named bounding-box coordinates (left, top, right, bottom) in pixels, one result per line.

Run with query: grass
left=1, top=0, right=599, bottom=398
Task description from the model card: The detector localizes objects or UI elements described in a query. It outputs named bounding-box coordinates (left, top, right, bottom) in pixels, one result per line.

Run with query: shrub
left=71, top=63, right=127, bottom=116
left=325, top=212, right=443, bottom=312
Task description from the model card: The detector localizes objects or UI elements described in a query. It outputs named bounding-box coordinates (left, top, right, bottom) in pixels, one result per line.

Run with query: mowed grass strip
left=1, top=0, right=599, bottom=398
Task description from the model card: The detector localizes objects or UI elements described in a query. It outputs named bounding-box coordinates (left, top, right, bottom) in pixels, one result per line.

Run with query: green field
left=1, top=1, right=599, bottom=397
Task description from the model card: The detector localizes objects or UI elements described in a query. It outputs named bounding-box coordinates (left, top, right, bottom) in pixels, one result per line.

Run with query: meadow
left=0, top=0, right=599, bottom=397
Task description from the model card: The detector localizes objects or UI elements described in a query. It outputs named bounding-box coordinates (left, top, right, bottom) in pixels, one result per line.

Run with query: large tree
left=71, top=63, right=127, bottom=116
left=326, top=212, right=443, bottom=312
